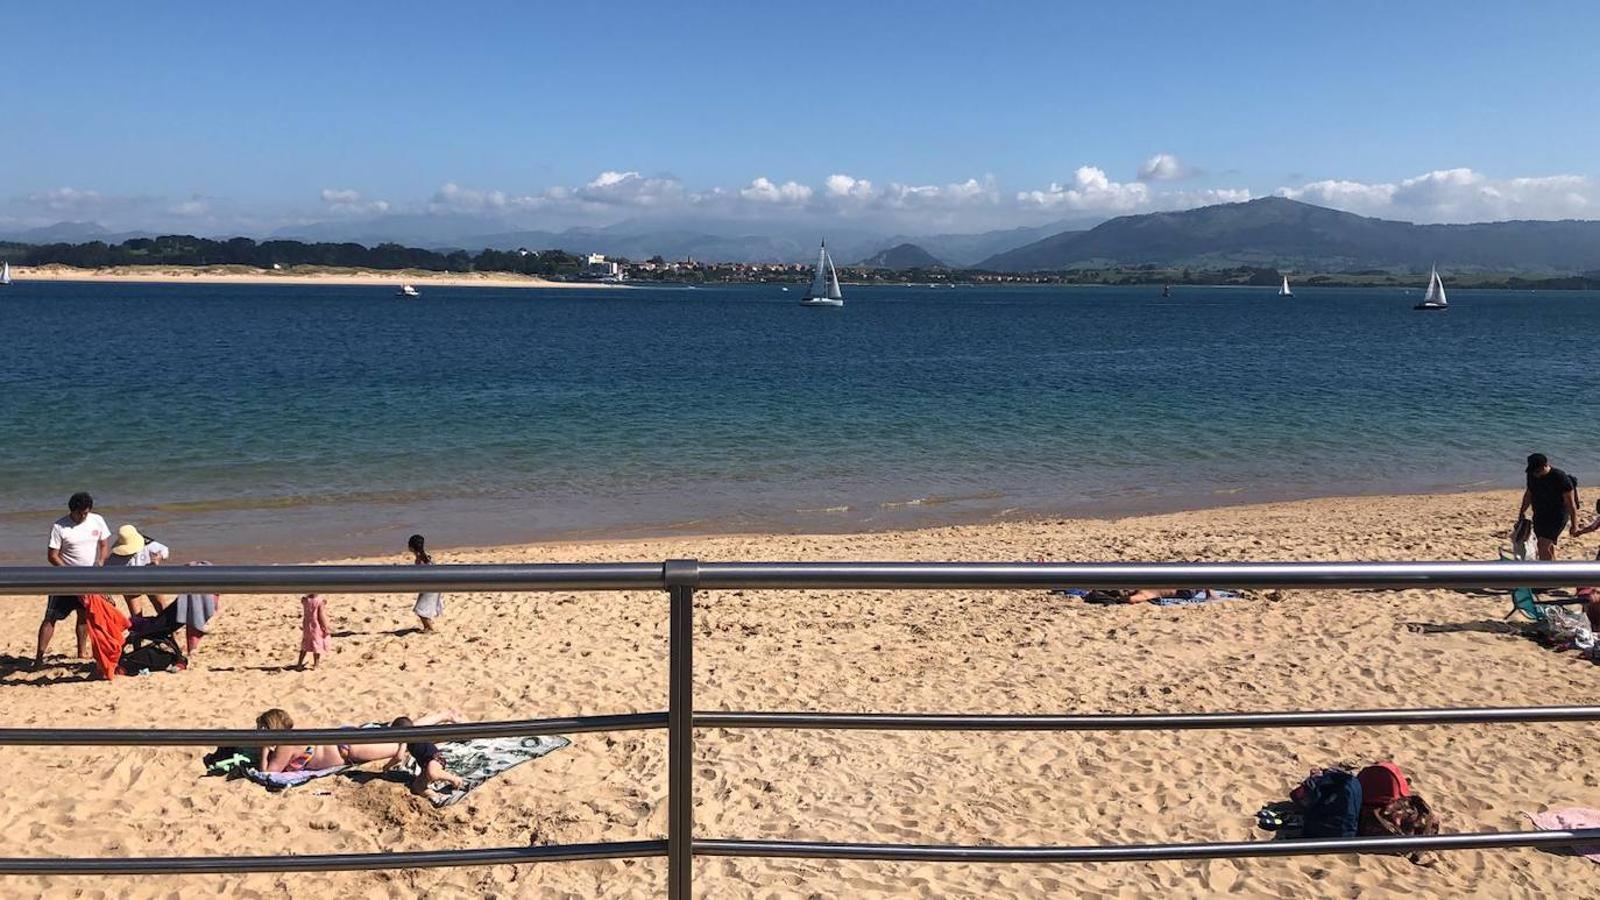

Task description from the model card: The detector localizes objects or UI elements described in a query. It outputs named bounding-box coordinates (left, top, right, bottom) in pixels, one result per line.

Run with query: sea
left=2, top=280, right=1598, bottom=564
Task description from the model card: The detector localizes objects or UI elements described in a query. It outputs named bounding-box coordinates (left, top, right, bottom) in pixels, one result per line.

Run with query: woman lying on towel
left=254, top=708, right=461, bottom=773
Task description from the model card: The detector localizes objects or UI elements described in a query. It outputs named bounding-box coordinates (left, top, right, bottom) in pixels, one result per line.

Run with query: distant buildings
left=581, top=253, right=623, bottom=281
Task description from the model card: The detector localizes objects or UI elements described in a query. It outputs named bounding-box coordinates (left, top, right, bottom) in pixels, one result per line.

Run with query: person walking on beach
left=36, top=492, right=110, bottom=669
left=408, top=534, right=444, bottom=632
left=104, top=524, right=170, bottom=616
left=299, top=593, right=331, bottom=669
left=1518, top=453, right=1579, bottom=560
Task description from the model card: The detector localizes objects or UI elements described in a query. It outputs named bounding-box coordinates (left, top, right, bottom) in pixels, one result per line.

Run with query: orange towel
left=81, top=594, right=130, bottom=680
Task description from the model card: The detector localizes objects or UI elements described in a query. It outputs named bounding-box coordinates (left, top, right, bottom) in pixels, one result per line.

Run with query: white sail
left=1, top=261, right=10, bottom=284
left=1279, top=275, right=1291, bottom=296
left=807, top=244, right=829, bottom=298
left=1423, top=266, right=1447, bottom=306
left=825, top=249, right=842, bottom=300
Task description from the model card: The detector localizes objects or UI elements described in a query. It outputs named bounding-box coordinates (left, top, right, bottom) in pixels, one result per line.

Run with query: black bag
left=119, top=639, right=186, bottom=675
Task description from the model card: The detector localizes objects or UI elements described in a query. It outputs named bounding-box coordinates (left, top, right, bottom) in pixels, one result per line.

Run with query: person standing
left=36, top=492, right=110, bottom=669
left=1518, top=453, right=1579, bottom=560
left=408, top=534, right=444, bottom=632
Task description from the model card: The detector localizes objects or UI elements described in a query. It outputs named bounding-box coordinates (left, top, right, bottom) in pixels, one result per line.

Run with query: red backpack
left=1356, top=761, right=1411, bottom=808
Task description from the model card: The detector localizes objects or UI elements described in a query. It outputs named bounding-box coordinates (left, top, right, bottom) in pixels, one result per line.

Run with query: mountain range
left=979, top=197, right=1600, bottom=273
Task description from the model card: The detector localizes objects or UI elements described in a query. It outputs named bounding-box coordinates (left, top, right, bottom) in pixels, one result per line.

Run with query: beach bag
left=1541, top=604, right=1596, bottom=651
left=1360, top=795, right=1440, bottom=837
left=1356, top=762, right=1412, bottom=809
left=1292, top=768, right=1362, bottom=838
left=119, top=640, right=185, bottom=675
left=1511, top=517, right=1534, bottom=559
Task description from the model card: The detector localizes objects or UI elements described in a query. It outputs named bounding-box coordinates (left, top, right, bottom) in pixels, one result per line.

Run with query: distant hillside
left=856, top=243, right=946, bottom=268
left=979, top=197, right=1600, bottom=274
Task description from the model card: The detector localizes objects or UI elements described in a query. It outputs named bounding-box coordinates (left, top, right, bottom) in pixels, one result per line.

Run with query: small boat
left=800, top=241, right=843, bottom=307
left=1161, top=283, right=1171, bottom=298
left=1413, top=265, right=1448, bottom=311
left=780, top=286, right=789, bottom=292
left=0, top=261, right=11, bottom=285
left=396, top=284, right=420, bottom=298
left=1278, top=275, right=1293, bottom=297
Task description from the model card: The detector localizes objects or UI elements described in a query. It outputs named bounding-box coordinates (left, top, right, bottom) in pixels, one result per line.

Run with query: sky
left=3, top=0, right=1599, bottom=238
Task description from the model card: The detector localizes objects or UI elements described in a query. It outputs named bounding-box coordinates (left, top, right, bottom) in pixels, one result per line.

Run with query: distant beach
left=13, top=263, right=618, bottom=289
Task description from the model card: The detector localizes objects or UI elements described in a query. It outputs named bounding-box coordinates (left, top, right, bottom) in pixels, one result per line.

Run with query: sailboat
left=1, top=261, right=11, bottom=285
left=396, top=283, right=420, bottom=298
left=1413, top=265, right=1448, bottom=311
left=799, top=241, right=843, bottom=307
left=1278, top=275, right=1293, bottom=297
left=1161, top=283, right=1171, bottom=298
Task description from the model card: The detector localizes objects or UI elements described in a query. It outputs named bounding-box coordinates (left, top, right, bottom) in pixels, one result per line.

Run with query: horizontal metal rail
left=691, top=560, right=1600, bottom=591
left=0, top=712, right=667, bottom=747
left=0, top=840, right=667, bottom=875
left=4, top=560, right=1598, bottom=595
left=0, top=563, right=665, bottom=595
left=694, top=829, right=1600, bottom=862
left=695, top=705, right=1600, bottom=731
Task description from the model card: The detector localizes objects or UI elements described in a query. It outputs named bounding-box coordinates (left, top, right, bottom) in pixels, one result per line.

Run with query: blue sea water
left=2, top=280, right=1597, bottom=563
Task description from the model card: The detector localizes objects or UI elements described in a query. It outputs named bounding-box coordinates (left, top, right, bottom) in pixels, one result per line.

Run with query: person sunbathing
left=254, top=708, right=461, bottom=773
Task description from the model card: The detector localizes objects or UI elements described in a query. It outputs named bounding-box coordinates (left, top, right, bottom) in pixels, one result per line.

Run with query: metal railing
left=4, top=560, right=1600, bottom=894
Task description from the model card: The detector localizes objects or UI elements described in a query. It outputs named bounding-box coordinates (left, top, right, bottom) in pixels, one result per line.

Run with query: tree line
left=0, top=235, right=587, bottom=277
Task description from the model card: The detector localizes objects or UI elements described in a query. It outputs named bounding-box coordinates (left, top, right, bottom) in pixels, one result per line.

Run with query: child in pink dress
left=299, top=593, right=331, bottom=670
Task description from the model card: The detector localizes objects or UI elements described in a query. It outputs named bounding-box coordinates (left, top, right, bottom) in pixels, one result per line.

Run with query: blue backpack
left=1293, top=769, right=1363, bottom=838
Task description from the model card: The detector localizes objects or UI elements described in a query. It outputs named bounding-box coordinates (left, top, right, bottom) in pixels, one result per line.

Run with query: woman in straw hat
left=104, top=524, right=171, bottom=616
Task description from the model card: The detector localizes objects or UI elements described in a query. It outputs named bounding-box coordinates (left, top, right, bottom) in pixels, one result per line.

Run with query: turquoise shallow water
left=1, top=280, right=1597, bottom=563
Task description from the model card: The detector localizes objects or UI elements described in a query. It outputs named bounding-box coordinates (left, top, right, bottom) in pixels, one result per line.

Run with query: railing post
left=664, top=559, right=700, bottom=899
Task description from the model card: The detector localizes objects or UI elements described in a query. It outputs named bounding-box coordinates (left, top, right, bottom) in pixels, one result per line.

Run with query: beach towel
left=1527, top=807, right=1600, bottom=863
left=401, top=735, right=572, bottom=807
left=171, top=593, right=219, bottom=633
left=1153, top=590, right=1240, bottom=606
left=247, top=765, right=352, bottom=790
left=81, top=593, right=130, bottom=679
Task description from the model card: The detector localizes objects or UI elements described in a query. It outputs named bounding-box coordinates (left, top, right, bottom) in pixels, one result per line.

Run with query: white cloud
left=1276, top=168, right=1597, bottom=222
left=320, top=187, right=391, bottom=215
left=572, top=170, right=685, bottom=207
left=21, top=186, right=146, bottom=215
left=429, top=182, right=516, bottom=213
left=1137, top=153, right=1197, bottom=182
left=824, top=173, right=875, bottom=200
left=170, top=197, right=211, bottom=217
left=1017, top=166, right=1152, bottom=212
left=739, top=177, right=813, bottom=204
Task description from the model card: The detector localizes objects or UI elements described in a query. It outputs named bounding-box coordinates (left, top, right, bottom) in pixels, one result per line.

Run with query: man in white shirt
left=36, top=492, right=110, bottom=669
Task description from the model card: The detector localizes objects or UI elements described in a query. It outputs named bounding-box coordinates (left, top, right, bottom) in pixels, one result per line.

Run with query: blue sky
left=4, top=0, right=1598, bottom=235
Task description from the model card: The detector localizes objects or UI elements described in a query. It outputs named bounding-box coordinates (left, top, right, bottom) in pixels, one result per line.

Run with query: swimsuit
left=285, top=746, right=316, bottom=772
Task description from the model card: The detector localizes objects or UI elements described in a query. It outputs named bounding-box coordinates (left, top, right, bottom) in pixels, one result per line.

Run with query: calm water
left=2, top=280, right=1597, bottom=563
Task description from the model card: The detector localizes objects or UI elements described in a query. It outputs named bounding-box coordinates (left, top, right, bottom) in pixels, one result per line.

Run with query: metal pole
left=664, top=559, right=699, bottom=900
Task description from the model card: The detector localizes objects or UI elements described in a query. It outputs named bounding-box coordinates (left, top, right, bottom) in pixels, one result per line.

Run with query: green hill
left=979, top=197, right=1600, bottom=274
left=856, top=242, right=947, bottom=268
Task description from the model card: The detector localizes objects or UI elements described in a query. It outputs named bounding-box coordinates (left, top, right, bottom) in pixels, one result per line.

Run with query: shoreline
left=11, top=264, right=623, bottom=289
left=0, top=481, right=1528, bottom=568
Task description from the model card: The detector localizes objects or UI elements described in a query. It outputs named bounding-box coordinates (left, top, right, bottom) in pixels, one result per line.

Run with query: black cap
left=1526, top=453, right=1549, bottom=474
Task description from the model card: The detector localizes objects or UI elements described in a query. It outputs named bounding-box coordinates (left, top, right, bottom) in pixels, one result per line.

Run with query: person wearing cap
left=1517, top=453, right=1579, bottom=560
left=36, top=492, right=110, bottom=669
left=104, top=525, right=171, bottom=616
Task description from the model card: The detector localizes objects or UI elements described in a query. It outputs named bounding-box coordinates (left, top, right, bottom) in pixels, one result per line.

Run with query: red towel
left=81, top=593, right=130, bottom=680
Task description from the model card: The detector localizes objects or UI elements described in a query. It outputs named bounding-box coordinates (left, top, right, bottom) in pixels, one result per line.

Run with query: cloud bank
left=6, top=159, right=1598, bottom=238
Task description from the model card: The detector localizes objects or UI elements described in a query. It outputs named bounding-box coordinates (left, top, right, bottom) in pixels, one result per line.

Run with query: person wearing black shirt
left=1517, top=453, right=1578, bottom=560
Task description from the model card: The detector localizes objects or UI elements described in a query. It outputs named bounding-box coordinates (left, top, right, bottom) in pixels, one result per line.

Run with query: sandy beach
left=3, top=488, right=1599, bottom=897
left=13, top=264, right=620, bottom=289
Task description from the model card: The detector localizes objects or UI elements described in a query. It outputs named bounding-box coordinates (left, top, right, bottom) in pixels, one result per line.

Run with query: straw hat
left=110, top=524, right=147, bottom=556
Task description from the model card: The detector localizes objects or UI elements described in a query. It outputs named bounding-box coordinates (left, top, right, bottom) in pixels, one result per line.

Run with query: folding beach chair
left=1507, top=587, right=1547, bottom=623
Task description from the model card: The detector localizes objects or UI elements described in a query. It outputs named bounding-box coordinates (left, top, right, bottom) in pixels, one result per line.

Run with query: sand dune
left=3, top=489, right=1599, bottom=897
